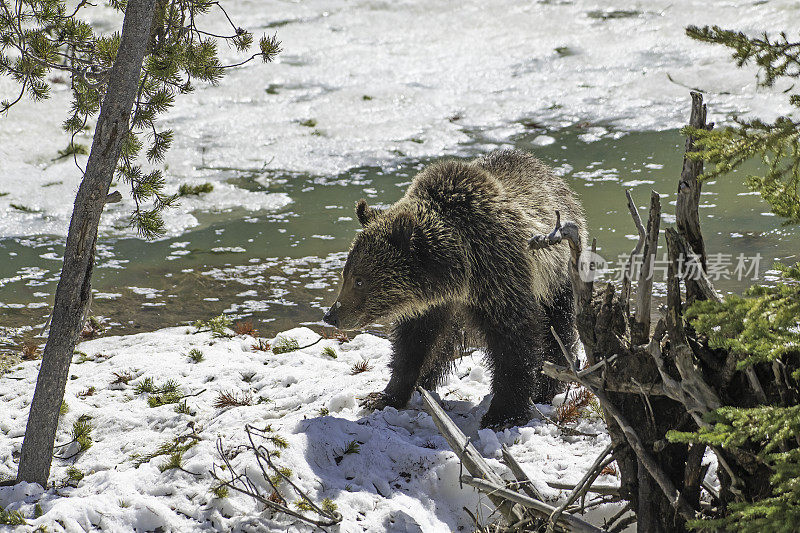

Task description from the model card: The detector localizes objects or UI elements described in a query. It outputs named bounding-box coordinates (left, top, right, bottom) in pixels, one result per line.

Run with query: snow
left=1, top=0, right=798, bottom=238
left=0, top=327, right=615, bottom=532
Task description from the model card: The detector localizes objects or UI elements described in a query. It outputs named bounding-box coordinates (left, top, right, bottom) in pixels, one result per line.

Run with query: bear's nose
left=323, top=304, right=339, bottom=327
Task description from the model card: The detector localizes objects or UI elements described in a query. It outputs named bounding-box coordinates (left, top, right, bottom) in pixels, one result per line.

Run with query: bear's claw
left=480, top=409, right=531, bottom=430
left=360, top=391, right=393, bottom=411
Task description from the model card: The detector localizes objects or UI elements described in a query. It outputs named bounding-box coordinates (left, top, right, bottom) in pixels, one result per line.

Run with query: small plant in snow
left=343, top=440, right=360, bottom=455
left=318, top=407, right=329, bottom=417
left=21, top=340, right=40, bottom=361
left=65, top=466, right=84, bottom=485
left=194, top=314, right=233, bottom=338
left=234, top=320, right=258, bottom=336
left=295, top=498, right=315, bottom=511
left=240, top=370, right=257, bottom=383
left=252, top=338, right=271, bottom=351
left=148, top=390, right=183, bottom=408
left=134, top=433, right=200, bottom=468
left=187, top=348, right=205, bottom=363
left=59, top=400, right=69, bottom=416
left=158, top=451, right=185, bottom=472
left=321, top=498, right=338, bottom=515
left=349, top=360, right=372, bottom=375
left=0, top=505, right=27, bottom=526
left=321, top=346, right=337, bottom=359
left=54, top=415, right=93, bottom=459
left=77, top=386, right=96, bottom=398
left=135, top=377, right=156, bottom=394
left=556, top=387, right=595, bottom=425
left=135, top=378, right=183, bottom=407
left=334, top=440, right=361, bottom=465
left=111, top=370, right=134, bottom=385
left=213, top=390, right=253, bottom=408
left=272, top=337, right=300, bottom=354
left=174, top=400, right=196, bottom=416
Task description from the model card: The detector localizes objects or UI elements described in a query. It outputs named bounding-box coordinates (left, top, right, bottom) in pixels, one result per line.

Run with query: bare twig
left=542, top=361, right=667, bottom=396
left=546, top=443, right=614, bottom=533
left=501, top=445, right=545, bottom=502
left=545, top=481, right=620, bottom=496
left=460, top=476, right=603, bottom=533
left=209, top=426, right=342, bottom=527
left=417, top=387, right=525, bottom=524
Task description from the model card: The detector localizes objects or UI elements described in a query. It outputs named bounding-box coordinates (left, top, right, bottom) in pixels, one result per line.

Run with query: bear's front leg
left=360, top=305, right=453, bottom=411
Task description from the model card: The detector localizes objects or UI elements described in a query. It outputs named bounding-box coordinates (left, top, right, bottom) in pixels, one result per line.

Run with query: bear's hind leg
left=361, top=304, right=454, bottom=411
left=475, top=303, right=544, bottom=429
left=536, top=279, right=575, bottom=403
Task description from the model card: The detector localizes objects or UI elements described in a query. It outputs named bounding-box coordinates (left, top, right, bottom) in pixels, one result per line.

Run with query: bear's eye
left=354, top=277, right=364, bottom=288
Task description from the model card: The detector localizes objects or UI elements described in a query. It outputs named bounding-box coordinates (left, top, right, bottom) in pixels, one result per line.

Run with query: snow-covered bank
left=0, top=327, right=614, bottom=532
left=2, top=0, right=798, bottom=238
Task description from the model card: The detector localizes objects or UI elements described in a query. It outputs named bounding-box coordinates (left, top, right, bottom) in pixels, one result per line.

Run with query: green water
left=1, top=128, right=798, bottom=358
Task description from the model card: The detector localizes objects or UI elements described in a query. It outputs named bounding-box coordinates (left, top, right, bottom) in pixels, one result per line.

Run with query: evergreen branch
left=687, top=26, right=800, bottom=87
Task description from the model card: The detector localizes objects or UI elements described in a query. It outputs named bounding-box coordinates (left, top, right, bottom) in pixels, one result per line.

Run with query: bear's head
left=323, top=199, right=461, bottom=330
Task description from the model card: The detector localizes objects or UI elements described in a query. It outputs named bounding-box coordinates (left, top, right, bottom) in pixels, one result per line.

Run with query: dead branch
left=545, top=481, right=620, bottom=496
left=546, top=443, right=615, bottom=533
left=416, top=387, right=525, bottom=524
left=209, top=425, right=342, bottom=528
left=620, top=190, right=646, bottom=315
left=632, top=191, right=662, bottom=345
left=551, top=329, right=698, bottom=523
left=676, top=90, right=713, bottom=303
left=541, top=361, right=667, bottom=396
left=460, top=476, right=603, bottom=533
left=501, top=444, right=545, bottom=502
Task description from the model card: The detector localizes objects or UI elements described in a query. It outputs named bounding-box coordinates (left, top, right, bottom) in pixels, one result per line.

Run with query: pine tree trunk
left=16, top=0, right=157, bottom=487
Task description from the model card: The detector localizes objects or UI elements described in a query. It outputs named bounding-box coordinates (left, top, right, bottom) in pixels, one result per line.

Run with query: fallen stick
left=546, top=481, right=620, bottom=496
left=416, top=387, right=524, bottom=524
left=460, top=475, right=603, bottom=533
left=546, top=443, right=614, bottom=533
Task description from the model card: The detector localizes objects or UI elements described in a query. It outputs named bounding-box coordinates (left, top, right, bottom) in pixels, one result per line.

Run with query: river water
left=2, top=0, right=800, bottom=360
left=2, top=127, right=797, bottom=360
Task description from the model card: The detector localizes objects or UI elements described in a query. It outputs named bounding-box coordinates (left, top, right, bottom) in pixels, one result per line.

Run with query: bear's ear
left=388, top=213, right=427, bottom=257
left=355, top=199, right=383, bottom=226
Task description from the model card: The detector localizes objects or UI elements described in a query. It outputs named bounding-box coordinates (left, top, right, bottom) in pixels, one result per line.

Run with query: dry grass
left=601, top=463, right=619, bottom=477
left=556, top=387, right=595, bottom=424
left=21, top=341, right=41, bottom=361
left=349, top=360, right=372, bottom=375
left=77, top=386, right=96, bottom=398
left=234, top=320, right=258, bottom=337
left=213, top=390, right=253, bottom=408
left=322, top=328, right=350, bottom=343
left=251, top=339, right=271, bottom=352
left=111, top=370, right=134, bottom=385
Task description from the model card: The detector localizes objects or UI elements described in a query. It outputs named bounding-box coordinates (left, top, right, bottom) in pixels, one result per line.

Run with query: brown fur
left=324, top=149, right=586, bottom=428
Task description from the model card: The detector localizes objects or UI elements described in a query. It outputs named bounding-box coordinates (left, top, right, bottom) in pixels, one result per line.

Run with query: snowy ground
left=0, top=327, right=616, bottom=532
left=1, top=0, right=798, bottom=238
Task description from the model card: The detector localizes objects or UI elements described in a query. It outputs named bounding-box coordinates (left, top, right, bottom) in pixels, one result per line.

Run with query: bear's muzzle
left=322, top=301, right=341, bottom=328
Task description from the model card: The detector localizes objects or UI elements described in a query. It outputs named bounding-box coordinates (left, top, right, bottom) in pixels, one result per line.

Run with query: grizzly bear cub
left=323, top=149, right=586, bottom=428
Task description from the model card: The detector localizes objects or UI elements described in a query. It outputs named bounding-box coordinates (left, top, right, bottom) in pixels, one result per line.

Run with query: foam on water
left=1, top=0, right=798, bottom=238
